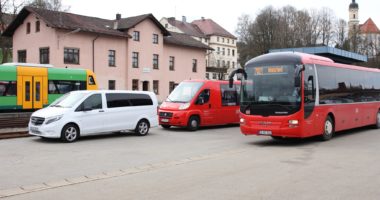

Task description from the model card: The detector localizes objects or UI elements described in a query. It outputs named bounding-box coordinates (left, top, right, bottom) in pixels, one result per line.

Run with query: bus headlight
left=45, top=115, right=63, bottom=125
left=179, top=103, right=190, bottom=110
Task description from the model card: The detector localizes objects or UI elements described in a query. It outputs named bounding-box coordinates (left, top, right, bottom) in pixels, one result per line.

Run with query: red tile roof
left=192, top=18, right=236, bottom=39
left=360, top=18, right=380, bottom=34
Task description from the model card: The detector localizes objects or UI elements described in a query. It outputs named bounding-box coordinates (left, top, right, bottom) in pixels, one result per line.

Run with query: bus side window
left=88, top=76, right=96, bottom=85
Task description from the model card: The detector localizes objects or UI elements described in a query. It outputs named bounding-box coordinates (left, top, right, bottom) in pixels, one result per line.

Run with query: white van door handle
left=99, top=110, right=105, bottom=113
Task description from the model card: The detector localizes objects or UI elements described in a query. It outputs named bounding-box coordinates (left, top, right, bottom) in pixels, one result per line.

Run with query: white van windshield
left=50, top=92, right=88, bottom=108
left=166, top=82, right=204, bottom=103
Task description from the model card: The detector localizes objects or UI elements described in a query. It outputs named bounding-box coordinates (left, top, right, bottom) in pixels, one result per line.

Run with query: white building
left=160, top=16, right=238, bottom=80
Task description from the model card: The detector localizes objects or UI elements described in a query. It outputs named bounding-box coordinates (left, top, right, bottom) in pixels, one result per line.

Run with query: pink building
left=2, top=7, right=211, bottom=101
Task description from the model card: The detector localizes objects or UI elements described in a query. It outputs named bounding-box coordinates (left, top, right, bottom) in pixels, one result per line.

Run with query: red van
left=158, top=80, right=240, bottom=131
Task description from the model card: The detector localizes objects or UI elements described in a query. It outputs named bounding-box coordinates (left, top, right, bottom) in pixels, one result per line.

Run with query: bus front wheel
left=321, top=116, right=334, bottom=141
left=376, top=110, right=380, bottom=129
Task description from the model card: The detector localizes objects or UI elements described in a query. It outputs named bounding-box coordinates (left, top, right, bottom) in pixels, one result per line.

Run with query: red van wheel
left=187, top=116, right=199, bottom=131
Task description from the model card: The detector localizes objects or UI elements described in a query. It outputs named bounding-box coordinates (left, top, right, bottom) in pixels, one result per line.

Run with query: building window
left=227, top=61, right=230, bottom=67
left=222, top=60, right=226, bottom=67
left=217, top=37, right=219, bottom=42
left=206, top=73, right=209, bottom=79
left=212, top=73, right=217, bottom=79
left=132, top=52, right=139, bottom=68
left=39, top=48, right=49, bottom=64
left=109, top=50, right=116, bottom=67
left=153, top=34, right=159, bottom=44
left=153, top=54, right=159, bottom=69
left=217, top=47, right=220, bottom=54
left=26, top=22, right=30, bottom=34
left=232, top=49, right=235, bottom=56
left=169, top=56, right=175, bottom=71
left=36, top=21, right=40, bottom=32
left=169, top=81, right=176, bottom=93
left=192, top=59, right=197, bottom=72
left=227, top=39, right=230, bottom=43
left=132, top=79, right=139, bottom=90
left=108, top=80, right=115, bottom=90
left=18, top=50, right=27, bottom=63
left=222, top=48, right=225, bottom=55
left=227, top=49, right=230, bottom=56
left=64, top=48, right=80, bottom=64
left=153, top=80, right=159, bottom=94
left=232, top=40, right=235, bottom=44
left=133, top=31, right=140, bottom=41
left=217, top=60, right=220, bottom=67
left=232, top=61, right=235, bottom=68
left=222, top=38, right=225, bottom=43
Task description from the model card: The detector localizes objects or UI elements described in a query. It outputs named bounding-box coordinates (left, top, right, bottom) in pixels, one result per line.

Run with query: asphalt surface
left=1, top=125, right=379, bottom=199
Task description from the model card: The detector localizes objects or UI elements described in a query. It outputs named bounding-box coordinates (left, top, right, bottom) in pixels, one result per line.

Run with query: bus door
left=33, top=76, right=43, bottom=109
left=303, top=64, right=318, bottom=135
left=21, top=76, right=33, bottom=109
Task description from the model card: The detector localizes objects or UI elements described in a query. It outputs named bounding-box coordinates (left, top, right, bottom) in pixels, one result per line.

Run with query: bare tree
left=27, top=0, right=69, bottom=11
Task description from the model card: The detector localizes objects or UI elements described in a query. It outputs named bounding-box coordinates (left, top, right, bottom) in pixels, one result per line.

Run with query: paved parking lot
left=1, top=125, right=380, bottom=199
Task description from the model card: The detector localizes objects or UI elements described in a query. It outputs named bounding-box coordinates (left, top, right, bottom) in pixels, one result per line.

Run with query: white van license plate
left=259, top=130, right=272, bottom=135
left=161, top=119, right=169, bottom=123
left=30, top=126, right=40, bottom=133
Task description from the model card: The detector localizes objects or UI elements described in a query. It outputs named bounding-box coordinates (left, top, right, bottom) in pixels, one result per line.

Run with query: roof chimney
left=116, top=13, right=121, bottom=20
left=182, top=16, right=186, bottom=23
left=201, top=17, right=205, bottom=21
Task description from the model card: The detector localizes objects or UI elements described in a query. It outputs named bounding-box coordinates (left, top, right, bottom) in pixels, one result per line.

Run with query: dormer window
left=26, top=22, right=31, bottom=34
left=36, top=21, right=40, bottom=32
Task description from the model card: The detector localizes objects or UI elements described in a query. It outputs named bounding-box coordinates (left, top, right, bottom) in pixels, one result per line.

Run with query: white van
left=28, top=90, right=158, bottom=142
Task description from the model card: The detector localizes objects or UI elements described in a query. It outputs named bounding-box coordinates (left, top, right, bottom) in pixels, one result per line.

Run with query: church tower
left=348, top=0, right=359, bottom=36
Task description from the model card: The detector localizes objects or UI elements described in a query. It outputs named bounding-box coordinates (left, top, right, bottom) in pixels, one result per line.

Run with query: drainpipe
left=92, top=35, right=100, bottom=72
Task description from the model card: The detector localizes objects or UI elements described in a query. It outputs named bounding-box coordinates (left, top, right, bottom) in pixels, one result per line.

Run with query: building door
left=142, top=81, right=149, bottom=91
left=22, top=76, right=33, bottom=109
left=33, top=76, right=43, bottom=109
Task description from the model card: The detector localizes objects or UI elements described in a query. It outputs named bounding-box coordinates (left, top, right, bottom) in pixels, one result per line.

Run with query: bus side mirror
left=294, top=77, right=301, bottom=87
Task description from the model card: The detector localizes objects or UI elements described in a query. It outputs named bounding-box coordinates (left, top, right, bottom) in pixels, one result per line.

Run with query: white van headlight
left=45, top=115, right=63, bottom=125
left=179, top=103, right=190, bottom=110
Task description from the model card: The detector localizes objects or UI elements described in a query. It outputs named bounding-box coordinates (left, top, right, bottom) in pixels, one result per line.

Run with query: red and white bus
left=229, top=52, right=380, bottom=140
left=159, top=80, right=240, bottom=131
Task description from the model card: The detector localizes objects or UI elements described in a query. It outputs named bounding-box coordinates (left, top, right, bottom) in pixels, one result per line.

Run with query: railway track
left=0, top=112, right=31, bottom=139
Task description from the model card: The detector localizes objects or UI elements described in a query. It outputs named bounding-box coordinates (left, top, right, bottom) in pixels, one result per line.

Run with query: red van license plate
left=259, top=130, right=272, bottom=135
left=161, top=119, right=169, bottom=123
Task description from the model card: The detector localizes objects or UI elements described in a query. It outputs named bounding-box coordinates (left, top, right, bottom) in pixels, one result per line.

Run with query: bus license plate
left=259, top=130, right=272, bottom=135
left=161, top=118, right=169, bottom=123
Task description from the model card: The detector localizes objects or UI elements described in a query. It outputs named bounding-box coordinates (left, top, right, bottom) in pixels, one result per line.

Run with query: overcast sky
left=64, top=0, right=379, bottom=36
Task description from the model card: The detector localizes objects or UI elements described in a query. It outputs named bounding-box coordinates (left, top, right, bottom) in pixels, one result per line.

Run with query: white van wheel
left=61, top=124, right=79, bottom=143
left=136, top=120, right=150, bottom=136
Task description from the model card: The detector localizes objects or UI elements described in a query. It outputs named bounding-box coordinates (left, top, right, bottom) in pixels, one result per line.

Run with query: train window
left=25, top=81, right=31, bottom=101
left=36, top=82, right=41, bottom=101
left=48, top=80, right=86, bottom=94
left=88, top=76, right=96, bottom=85
left=0, top=81, right=17, bottom=96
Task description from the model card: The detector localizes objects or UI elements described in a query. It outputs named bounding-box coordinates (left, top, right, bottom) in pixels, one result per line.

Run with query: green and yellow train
left=0, top=63, right=98, bottom=111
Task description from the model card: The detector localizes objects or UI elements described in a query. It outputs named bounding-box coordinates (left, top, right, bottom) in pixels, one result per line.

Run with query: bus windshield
left=50, top=92, right=88, bottom=108
left=241, top=65, right=301, bottom=116
left=166, top=82, right=204, bottom=103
